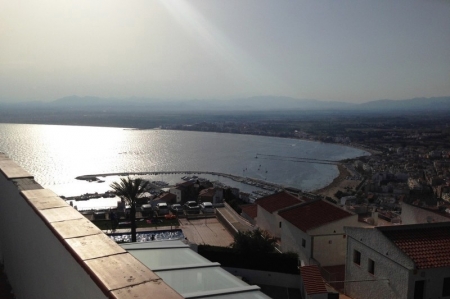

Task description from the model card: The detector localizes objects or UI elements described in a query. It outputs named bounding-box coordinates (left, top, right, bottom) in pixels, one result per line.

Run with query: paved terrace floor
left=179, top=218, right=234, bottom=247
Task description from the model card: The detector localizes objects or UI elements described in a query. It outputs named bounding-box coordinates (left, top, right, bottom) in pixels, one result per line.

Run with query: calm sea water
left=0, top=123, right=368, bottom=201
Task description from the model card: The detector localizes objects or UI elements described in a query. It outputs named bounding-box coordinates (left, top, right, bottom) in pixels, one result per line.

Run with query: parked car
left=140, top=204, right=153, bottom=216
left=200, top=202, right=214, bottom=214
left=155, top=202, right=169, bottom=215
left=184, top=201, right=200, bottom=213
left=170, top=204, right=184, bottom=215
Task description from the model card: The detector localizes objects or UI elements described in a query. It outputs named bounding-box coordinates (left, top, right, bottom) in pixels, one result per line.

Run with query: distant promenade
left=76, top=170, right=284, bottom=191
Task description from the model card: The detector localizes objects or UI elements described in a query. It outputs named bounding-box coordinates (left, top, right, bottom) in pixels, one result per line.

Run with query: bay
left=0, top=123, right=369, bottom=206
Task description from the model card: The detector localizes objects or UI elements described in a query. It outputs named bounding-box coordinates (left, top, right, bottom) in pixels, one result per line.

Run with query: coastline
left=313, top=163, right=352, bottom=199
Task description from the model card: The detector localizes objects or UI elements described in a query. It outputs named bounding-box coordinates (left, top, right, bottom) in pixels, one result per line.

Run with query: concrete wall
left=345, top=233, right=410, bottom=299
left=0, top=154, right=183, bottom=299
left=345, top=233, right=450, bottom=299
left=344, top=226, right=436, bottom=299
left=0, top=176, right=108, bottom=299
left=280, top=220, right=312, bottom=266
left=309, top=215, right=364, bottom=266
left=281, top=215, right=365, bottom=267
left=256, top=206, right=282, bottom=238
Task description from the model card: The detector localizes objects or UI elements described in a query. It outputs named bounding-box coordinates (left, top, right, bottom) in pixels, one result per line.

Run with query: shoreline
left=312, top=163, right=351, bottom=198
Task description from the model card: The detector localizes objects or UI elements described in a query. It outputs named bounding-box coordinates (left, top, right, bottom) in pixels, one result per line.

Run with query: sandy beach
left=313, top=164, right=361, bottom=201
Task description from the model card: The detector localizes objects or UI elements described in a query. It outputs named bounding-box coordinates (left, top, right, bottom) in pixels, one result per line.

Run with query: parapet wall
left=0, top=154, right=183, bottom=299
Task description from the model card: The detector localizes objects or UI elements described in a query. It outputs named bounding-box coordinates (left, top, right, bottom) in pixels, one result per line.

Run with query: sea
left=0, top=123, right=369, bottom=209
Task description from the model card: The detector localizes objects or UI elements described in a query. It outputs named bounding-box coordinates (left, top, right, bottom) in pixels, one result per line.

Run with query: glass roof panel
left=128, top=248, right=211, bottom=269
left=206, top=291, right=272, bottom=299
left=155, top=267, right=248, bottom=294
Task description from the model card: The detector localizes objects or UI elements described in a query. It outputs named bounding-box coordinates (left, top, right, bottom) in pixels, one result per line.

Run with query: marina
left=76, top=170, right=284, bottom=191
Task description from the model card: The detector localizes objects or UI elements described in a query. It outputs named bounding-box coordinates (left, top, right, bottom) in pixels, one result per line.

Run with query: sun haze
left=1, top=0, right=449, bottom=103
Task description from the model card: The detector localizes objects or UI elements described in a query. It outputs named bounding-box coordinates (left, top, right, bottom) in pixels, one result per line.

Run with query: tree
left=110, top=177, right=149, bottom=242
left=230, top=228, right=277, bottom=255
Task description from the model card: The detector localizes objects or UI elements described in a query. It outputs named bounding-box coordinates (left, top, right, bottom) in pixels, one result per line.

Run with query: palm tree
left=110, top=177, right=149, bottom=242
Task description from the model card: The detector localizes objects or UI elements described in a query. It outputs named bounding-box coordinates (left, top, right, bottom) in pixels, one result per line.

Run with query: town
left=49, top=111, right=450, bottom=299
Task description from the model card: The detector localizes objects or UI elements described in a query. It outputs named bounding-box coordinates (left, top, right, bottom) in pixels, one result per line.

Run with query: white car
left=155, top=202, right=169, bottom=215
left=200, top=202, right=214, bottom=214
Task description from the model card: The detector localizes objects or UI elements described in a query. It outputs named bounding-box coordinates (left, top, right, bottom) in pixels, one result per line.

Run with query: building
left=240, top=203, right=257, bottom=225
left=170, top=186, right=183, bottom=203
left=0, top=153, right=184, bottom=298
left=345, top=223, right=450, bottom=299
left=299, top=265, right=328, bottom=299
left=198, top=187, right=224, bottom=204
left=278, top=199, right=363, bottom=267
left=401, top=201, right=450, bottom=224
left=255, top=191, right=303, bottom=238
left=121, top=240, right=271, bottom=298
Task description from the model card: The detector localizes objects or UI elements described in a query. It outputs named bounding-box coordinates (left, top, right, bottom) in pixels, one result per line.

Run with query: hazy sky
left=1, top=0, right=449, bottom=103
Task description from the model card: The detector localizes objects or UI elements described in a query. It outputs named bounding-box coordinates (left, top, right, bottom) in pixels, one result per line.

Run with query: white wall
left=170, top=188, right=182, bottom=203
left=0, top=176, right=108, bottom=299
left=401, top=202, right=450, bottom=225
left=0, top=156, right=182, bottom=299
left=309, top=215, right=364, bottom=266
left=345, top=234, right=410, bottom=299
left=256, top=206, right=282, bottom=238
left=281, top=214, right=365, bottom=267
left=280, top=220, right=312, bottom=266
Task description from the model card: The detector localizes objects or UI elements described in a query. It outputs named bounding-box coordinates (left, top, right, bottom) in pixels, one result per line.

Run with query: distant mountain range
left=2, top=95, right=450, bottom=112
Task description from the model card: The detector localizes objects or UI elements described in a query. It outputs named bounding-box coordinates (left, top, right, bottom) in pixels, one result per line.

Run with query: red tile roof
left=176, top=181, right=195, bottom=188
left=199, top=187, right=216, bottom=197
left=255, top=191, right=301, bottom=213
left=157, top=193, right=176, bottom=202
left=240, top=204, right=257, bottom=219
left=300, top=265, right=327, bottom=295
left=279, top=199, right=353, bottom=232
left=380, top=223, right=450, bottom=269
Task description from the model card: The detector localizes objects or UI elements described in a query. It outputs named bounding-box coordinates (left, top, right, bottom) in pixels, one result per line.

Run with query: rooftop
left=279, top=199, right=353, bottom=232
left=255, top=192, right=301, bottom=214
left=121, top=240, right=271, bottom=299
left=300, top=265, right=327, bottom=295
left=379, top=222, right=450, bottom=269
left=240, top=204, right=257, bottom=220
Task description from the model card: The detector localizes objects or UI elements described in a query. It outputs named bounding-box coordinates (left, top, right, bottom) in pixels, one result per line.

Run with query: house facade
left=279, top=199, right=363, bottom=267
left=345, top=223, right=450, bottom=299
left=255, top=191, right=302, bottom=238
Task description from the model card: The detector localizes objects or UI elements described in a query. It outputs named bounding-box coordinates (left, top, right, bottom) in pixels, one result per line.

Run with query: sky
left=1, top=0, right=449, bottom=104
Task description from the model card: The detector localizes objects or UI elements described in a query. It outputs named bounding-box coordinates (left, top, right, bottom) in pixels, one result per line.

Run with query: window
left=368, top=258, right=375, bottom=274
left=279, top=222, right=282, bottom=228
left=353, top=250, right=361, bottom=265
left=302, top=238, right=306, bottom=248
left=414, top=280, right=425, bottom=299
left=443, top=277, right=450, bottom=297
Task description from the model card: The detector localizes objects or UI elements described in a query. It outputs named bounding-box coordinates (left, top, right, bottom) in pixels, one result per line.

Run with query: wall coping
left=0, top=153, right=184, bottom=299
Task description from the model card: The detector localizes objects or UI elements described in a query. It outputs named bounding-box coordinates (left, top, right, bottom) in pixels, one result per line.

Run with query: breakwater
left=76, top=170, right=284, bottom=191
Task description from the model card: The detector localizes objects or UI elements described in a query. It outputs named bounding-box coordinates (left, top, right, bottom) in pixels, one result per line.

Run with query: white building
left=401, top=201, right=450, bottom=225
left=278, top=199, right=365, bottom=267
left=345, top=223, right=450, bottom=299
left=254, top=191, right=303, bottom=238
left=169, top=187, right=183, bottom=203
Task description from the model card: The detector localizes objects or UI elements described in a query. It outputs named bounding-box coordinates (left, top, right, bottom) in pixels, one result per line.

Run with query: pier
left=255, top=153, right=340, bottom=165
